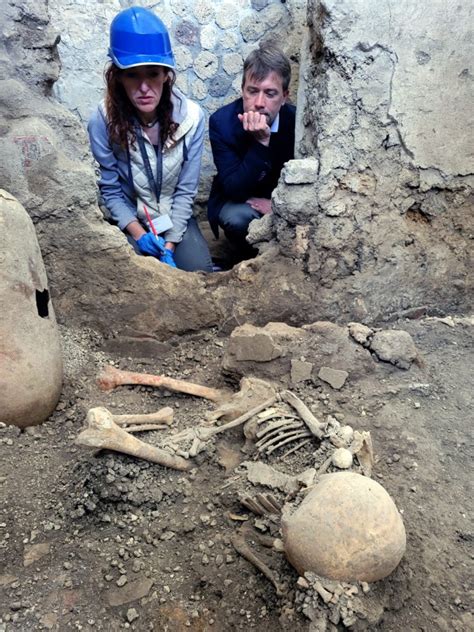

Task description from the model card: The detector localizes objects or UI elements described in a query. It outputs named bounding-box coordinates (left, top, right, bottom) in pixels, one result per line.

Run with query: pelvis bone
left=75, top=407, right=190, bottom=471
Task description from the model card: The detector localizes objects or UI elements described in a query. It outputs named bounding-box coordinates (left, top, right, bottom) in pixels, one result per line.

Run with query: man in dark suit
left=208, top=44, right=296, bottom=263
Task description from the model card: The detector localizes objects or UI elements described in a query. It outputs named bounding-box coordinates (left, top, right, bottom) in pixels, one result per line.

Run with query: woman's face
left=120, top=65, right=169, bottom=121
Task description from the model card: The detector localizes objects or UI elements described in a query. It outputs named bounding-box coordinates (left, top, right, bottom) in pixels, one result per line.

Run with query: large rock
left=282, top=472, right=406, bottom=582
left=0, top=190, right=63, bottom=427
left=222, top=321, right=375, bottom=385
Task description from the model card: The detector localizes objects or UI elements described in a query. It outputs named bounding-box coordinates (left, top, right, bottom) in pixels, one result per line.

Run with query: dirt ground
left=0, top=314, right=472, bottom=631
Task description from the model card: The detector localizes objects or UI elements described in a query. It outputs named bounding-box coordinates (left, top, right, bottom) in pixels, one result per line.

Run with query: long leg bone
left=97, top=365, right=226, bottom=402
left=231, top=533, right=287, bottom=597
left=124, top=424, right=170, bottom=433
left=281, top=391, right=326, bottom=439
left=113, top=407, right=174, bottom=426
left=75, top=407, right=190, bottom=471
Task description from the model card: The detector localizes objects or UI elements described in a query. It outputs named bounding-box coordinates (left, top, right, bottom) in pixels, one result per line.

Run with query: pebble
left=116, top=575, right=128, bottom=587
left=126, top=608, right=139, bottom=623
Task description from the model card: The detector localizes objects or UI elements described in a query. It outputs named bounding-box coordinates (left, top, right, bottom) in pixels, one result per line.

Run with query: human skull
left=282, top=472, right=406, bottom=582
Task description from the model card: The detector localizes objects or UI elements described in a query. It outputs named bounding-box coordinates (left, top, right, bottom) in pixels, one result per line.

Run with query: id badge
left=151, top=214, right=173, bottom=234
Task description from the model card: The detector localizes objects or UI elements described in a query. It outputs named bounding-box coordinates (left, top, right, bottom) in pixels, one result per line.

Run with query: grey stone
left=369, top=330, right=418, bottom=370
left=222, top=52, right=243, bottom=76
left=283, top=158, right=319, bottom=185
left=291, top=359, right=314, bottom=384
left=247, top=213, right=274, bottom=244
left=208, top=75, right=232, bottom=98
left=23, top=543, right=50, bottom=567
left=105, top=578, right=154, bottom=607
left=242, top=461, right=300, bottom=494
left=318, top=367, right=349, bottom=390
left=261, top=3, right=287, bottom=28
left=194, top=0, right=215, bottom=24
left=215, top=4, right=240, bottom=29
left=348, top=323, right=373, bottom=346
left=194, top=51, right=219, bottom=80
left=191, top=78, right=207, bottom=101
left=175, top=20, right=200, bottom=46
left=240, top=15, right=266, bottom=42
left=226, top=324, right=282, bottom=362
left=126, top=608, right=139, bottom=623
left=174, top=46, right=194, bottom=71
left=200, top=24, right=218, bottom=50
left=251, top=0, right=270, bottom=10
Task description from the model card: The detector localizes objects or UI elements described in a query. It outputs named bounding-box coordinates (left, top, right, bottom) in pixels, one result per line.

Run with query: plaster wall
left=262, top=0, right=473, bottom=321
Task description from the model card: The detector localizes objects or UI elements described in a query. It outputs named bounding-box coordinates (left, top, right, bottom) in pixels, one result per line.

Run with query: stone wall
left=254, top=0, right=473, bottom=321
left=0, top=0, right=472, bottom=343
left=48, top=0, right=306, bottom=194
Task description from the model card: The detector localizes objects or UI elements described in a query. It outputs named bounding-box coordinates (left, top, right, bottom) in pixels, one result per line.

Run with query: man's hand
left=238, top=112, right=271, bottom=146
left=247, top=197, right=272, bottom=215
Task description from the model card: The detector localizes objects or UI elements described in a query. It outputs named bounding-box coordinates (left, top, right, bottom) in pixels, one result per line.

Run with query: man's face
left=242, top=71, right=288, bottom=125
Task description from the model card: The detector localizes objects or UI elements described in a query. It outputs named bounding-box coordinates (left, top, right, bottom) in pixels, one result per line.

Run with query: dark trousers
left=218, top=202, right=260, bottom=262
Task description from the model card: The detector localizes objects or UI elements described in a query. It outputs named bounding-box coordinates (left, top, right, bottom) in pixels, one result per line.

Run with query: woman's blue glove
left=137, top=233, right=167, bottom=258
left=159, top=248, right=177, bottom=268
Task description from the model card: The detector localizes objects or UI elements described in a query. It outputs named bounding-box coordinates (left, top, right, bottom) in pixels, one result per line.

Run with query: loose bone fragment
left=281, top=391, right=326, bottom=439
left=231, top=533, right=287, bottom=597
left=350, top=430, right=374, bottom=476
left=97, top=365, right=226, bottom=402
left=162, top=396, right=278, bottom=452
left=208, top=377, right=278, bottom=421
left=75, top=407, right=190, bottom=471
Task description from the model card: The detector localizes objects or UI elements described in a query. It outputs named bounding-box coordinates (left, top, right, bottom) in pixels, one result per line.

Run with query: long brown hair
left=104, top=63, right=178, bottom=148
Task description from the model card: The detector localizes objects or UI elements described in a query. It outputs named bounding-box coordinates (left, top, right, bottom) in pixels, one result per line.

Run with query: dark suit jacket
left=207, top=98, right=296, bottom=236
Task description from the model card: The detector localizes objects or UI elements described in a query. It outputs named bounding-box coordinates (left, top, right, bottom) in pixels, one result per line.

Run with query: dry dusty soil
left=0, top=315, right=473, bottom=631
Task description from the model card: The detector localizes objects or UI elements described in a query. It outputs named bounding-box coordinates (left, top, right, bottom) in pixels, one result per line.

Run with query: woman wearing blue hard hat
left=88, top=6, right=213, bottom=271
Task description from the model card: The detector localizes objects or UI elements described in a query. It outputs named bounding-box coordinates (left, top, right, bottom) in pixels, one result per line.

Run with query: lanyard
left=133, top=121, right=163, bottom=204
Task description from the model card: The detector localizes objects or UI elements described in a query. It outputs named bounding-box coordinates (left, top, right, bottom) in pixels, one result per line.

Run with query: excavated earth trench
left=1, top=1, right=473, bottom=630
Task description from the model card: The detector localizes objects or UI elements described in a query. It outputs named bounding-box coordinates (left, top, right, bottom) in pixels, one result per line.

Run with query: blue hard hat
left=108, top=6, right=175, bottom=70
